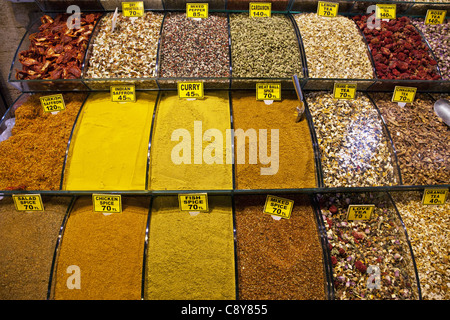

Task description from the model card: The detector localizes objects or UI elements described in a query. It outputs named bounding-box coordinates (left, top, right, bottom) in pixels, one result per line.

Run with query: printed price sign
left=422, top=188, right=448, bottom=205
left=122, top=1, right=144, bottom=17
left=317, top=1, right=339, bottom=17
left=333, top=83, right=357, bottom=100
left=110, top=85, right=136, bottom=102
left=256, top=83, right=281, bottom=101
left=263, top=195, right=294, bottom=219
left=40, top=94, right=66, bottom=113
left=92, top=194, right=122, bottom=214
left=347, top=205, right=374, bottom=221
left=13, top=194, right=44, bottom=211
left=178, top=193, right=209, bottom=212
left=178, top=82, right=204, bottom=99
left=425, top=10, right=446, bottom=25
left=392, top=86, right=417, bottom=104
left=186, top=3, right=208, bottom=18
left=376, top=4, right=396, bottom=20
left=249, top=2, right=271, bottom=18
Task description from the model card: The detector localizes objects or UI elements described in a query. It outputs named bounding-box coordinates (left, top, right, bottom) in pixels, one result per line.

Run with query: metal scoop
left=434, top=99, right=450, bottom=126
left=292, top=74, right=305, bottom=122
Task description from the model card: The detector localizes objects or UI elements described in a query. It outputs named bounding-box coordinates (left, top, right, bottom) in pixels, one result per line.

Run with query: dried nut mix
left=16, top=13, right=102, bottom=80
left=229, top=13, right=303, bottom=78
left=353, top=15, right=441, bottom=80
left=294, top=13, right=374, bottom=79
left=371, top=93, right=450, bottom=186
left=318, top=192, right=420, bottom=300
left=85, top=12, right=163, bottom=79
left=306, top=92, right=398, bottom=188
left=391, top=191, right=450, bottom=300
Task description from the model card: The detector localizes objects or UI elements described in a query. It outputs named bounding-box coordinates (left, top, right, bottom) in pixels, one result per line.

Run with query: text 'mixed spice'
left=422, top=188, right=448, bottom=205
left=12, top=194, right=44, bottom=211
left=317, top=1, right=339, bottom=18
left=375, top=4, right=396, bottom=20
left=333, top=83, right=357, bottom=100
left=40, top=94, right=66, bottom=113
left=249, top=3, right=271, bottom=18
left=178, top=193, right=209, bottom=212
left=92, top=194, right=122, bottom=213
left=346, top=204, right=374, bottom=221
left=186, top=3, right=208, bottom=19
left=392, top=86, right=417, bottom=104
left=425, top=10, right=446, bottom=25
left=122, top=2, right=144, bottom=17
left=110, top=85, right=136, bottom=102
left=263, top=195, right=294, bottom=219
left=177, top=82, right=204, bottom=99
left=256, top=83, right=281, bottom=101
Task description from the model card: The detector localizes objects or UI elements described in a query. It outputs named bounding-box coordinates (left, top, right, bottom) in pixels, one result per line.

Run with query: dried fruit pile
left=353, top=15, right=441, bottom=80
left=16, top=13, right=102, bottom=80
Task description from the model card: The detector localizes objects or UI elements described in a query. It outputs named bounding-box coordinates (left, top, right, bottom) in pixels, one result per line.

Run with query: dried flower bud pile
left=318, top=192, right=420, bottom=300
left=306, top=92, right=398, bottom=188
left=294, top=13, right=374, bottom=79
left=353, top=15, right=441, bottom=80
left=391, top=191, right=450, bottom=300
left=371, top=93, right=450, bottom=186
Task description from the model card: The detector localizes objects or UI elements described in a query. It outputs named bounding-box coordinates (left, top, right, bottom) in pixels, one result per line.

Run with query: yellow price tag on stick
left=13, top=194, right=44, bottom=211
left=178, top=193, right=209, bottom=212
left=317, top=1, right=339, bottom=18
left=40, top=94, right=66, bottom=113
left=347, top=205, right=374, bottom=221
left=256, top=83, right=281, bottom=101
left=263, top=195, right=294, bottom=219
left=122, top=1, right=144, bottom=17
left=392, top=86, right=417, bottom=104
left=333, top=83, right=357, bottom=100
left=422, top=188, right=448, bottom=205
left=110, top=85, right=136, bottom=102
left=425, top=10, right=446, bottom=25
left=186, top=3, right=208, bottom=18
left=249, top=2, right=271, bottom=18
left=376, top=4, right=396, bottom=20
left=178, top=82, right=204, bottom=99
left=92, top=194, right=122, bottom=214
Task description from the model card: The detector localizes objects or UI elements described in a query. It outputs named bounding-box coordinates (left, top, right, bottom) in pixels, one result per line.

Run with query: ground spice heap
left=0, top=196, right=71, bottom=300
left=158, top=12, right=230, bottom=78
left=391, top=191, right=449, bottom=300
left=0, top=93, right=86, bottom=190
left=53, top=196, right=149, bottom=300
left=319, top=192, right=420, bottom=300
left=229, top=13, right=303, bottom=78
left=234, top=194, right=326, bottom=300
left=371, top=92, right=449, bottom=185
left=306, top=92, right=398, bottom=188
left=144, top=196, right=236, bottom=300
left=294, top=13, right=374, bottom=79
left=231, top=91, right=317, bottom=189
left=353, top=15, right=441, bottom=80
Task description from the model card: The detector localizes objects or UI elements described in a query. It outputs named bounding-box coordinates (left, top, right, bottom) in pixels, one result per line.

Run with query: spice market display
left=0, top=0, right=449, bottom=302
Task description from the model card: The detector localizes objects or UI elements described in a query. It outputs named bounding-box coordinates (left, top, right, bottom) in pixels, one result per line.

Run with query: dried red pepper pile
left=16, top=13, right=102, bottom=80
left=353, top=15, right=441, bottom=81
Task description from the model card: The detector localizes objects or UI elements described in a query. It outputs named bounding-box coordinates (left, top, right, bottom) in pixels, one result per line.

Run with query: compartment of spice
left=305, top=91, right=400, bottom=188
left=50, top=196, right=150, bottom=300
left=157, top=12, right=231, bottom=89
left=144, top=195, right=236, bottom=300
left=8, top=13, right=102, bottom=92
left=231, top=90, right=318, bottom=190
left=234, top=194, right=329, bottom=300
left=35, top=0, right=104, bottom=12
left=227, top=0, right=291, bottom=11
left=99, top=0, right=164, bottom=10
left=0, top=196, right=73, bottom=300
left=390, top=190, right=449, bottom=300
left=316, top=191, right=421, bottom=300
left=0, top=92, right=88, bottom=191
left=293, top=12, right=376, bottom=91
left=229, top=13, right=304, bottom=90
left=82, top=11, right=163, bottom=90
left=369, top=92, right=449, bottom=186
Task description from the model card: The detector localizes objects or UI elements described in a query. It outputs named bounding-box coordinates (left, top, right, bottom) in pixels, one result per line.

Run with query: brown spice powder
left=234, top=194, right=326, bottom=300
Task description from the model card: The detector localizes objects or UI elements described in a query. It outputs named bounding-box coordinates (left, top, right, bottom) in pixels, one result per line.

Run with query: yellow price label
left=110, top=85, right=136, bottom=102
left=347, top=205, right=374, bottom=221
left=422, top=188, right=448, bottom=205
left=376, top=4, right=396, bottom=20
left=178, top=82, right=204, bottom=99
left=425, top=10, right=446, bottom=25
left=263, top=195, right=294, bottom=219
left=122, top=1, right=144, bottom=17
left=392, top=86, right=417, bottom=104
left=249, top=2, right=271, bottom=18
left=186, top=3, right=208, bottom=19
left=40, top=94, right=66, bottom=113
left=178, top=193, right=209, bottom=212
left=13, top=194, right=44, bottom=211
left=317, top=1, right=339, bottom=18
left=92, top=194, right=122, bottom=214
left=256, top=83, right=281, bottom=101
left=333, top=83, right=357, bottom=100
